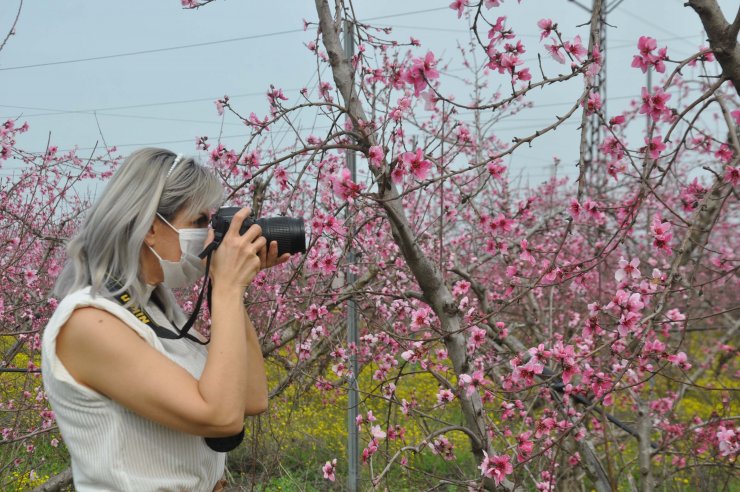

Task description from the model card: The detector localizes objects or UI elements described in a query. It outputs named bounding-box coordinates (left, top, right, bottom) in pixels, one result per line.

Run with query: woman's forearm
left=197, top=285, right=252, bottom=430
left=242, top=309, right=269, bottom=414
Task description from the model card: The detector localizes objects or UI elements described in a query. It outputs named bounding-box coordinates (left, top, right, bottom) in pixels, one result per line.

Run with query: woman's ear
left=144, top=217, right=159, bottom=248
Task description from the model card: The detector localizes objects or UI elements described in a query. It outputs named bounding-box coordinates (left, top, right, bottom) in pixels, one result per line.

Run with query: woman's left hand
left=259, top=241, right=291, bottom=270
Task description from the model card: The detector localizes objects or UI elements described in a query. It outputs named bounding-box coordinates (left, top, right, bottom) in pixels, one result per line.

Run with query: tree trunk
left=313, top=1, right=512, bottom=489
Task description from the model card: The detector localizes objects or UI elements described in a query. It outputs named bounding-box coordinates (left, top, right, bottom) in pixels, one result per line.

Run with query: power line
left=0, top=90, right=291, bottom=119
left=0, top=29, right=305, bottom=72
left=363, top=7, right=449, bottom=21
left=0, top=7, right=450, bottom=72
left=617, top=7, right=702, bottom=49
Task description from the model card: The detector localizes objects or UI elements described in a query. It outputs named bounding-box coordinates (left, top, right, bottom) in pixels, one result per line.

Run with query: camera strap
left=106, top=252, right=213, bottom=345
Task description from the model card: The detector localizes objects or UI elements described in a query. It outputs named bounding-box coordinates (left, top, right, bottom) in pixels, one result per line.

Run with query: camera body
left=210, top=207, right=306, bottom=256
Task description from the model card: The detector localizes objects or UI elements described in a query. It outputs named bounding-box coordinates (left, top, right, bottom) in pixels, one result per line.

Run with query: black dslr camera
left=204, top=206, right=306, bottom=257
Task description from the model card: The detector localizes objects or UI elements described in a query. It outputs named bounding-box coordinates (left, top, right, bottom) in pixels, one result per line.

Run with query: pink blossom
left=511, top=357, right=544, bottom=385
left=519, top=239, right=536, bottom=265
left=609, top=115, right=626, bottom=126
left=467, top=326, right=487, bottom=353
left=410, top=306, right=432, bottom=330
left=688, top=45, right=715, bottom=66
left=322, top=459, right=337, bottom=481
left=430, top=436, right=456, bottom=460
left=267, top=87, right=289, bottom=108
left=23, top=268, right=38, bottom=286
left=637, top=35, right=657, bottom=56
left=731, top=109, right=740, bottom=126
left=639, top=86, right=672, bottom=121
left=390, top=163, right=406, bottom=184
left=458, top=370, right=486, bottom=397
left=499, top=53, right=523, bottom=74
left=644, top=135, right=666, bottom=159
left=370, top=425, right=386, bottom=439
left=437, top=388, right=455, bottom=404
left=631, top=36, right=668, bottom=73
left=606, top=289, right=644, bottom=314
left=716, top=426, right=738, bottom=457
left=537, top=19, right=554, bottom=41
left=453, top=280, right=471, bottom=296
left=449, top=0, right=467, bottom=18
left=400, top=148, right=433, bottom=180
left=420, top=90, right=439, bottom=110
left=517, top=431, right=534, bottom=462
left=715, top=144, right=733, bottom=164
left=582, top=198, right=604, bottom=223
left=568, top=199, right=581, bottom=219
left=214, top=96, right=228, bottom=116
left=587, top=44, right=602, bottom=78
left=615, top=257, right=641, bottom=282
left=402, top=52, right=440, bottom=96
left=331, top=167, right=363, bottom=202
left=583, top=91, right=602, bottom=114
left=546, top=43, right=565, bottom=64
left=651, top=215, right=673, bottom=255
left=601, top=135, right=625, bottom=160
left=667, top=351, right=691, bottom=371
left=724, top=165, right=740, bottom=186
left=367, top=145, right=384, bottom=167
left=487, top=160, right=506, bottom=179
left=514, top=67, right=532, bottom=82
left=564, top=35, right=587, bottom=62
left=362, top=439, right=379, bottom=463
left=479, top=452, right=513, bottom=485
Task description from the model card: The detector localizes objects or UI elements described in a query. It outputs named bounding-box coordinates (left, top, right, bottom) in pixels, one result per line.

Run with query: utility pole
left=570, top=0, right=624, bottom=185
left=343, top=16, right=360, bottom=492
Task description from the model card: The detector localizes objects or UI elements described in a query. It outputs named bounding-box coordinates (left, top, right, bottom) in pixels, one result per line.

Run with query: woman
left=41, top=148, right=289, bottom=491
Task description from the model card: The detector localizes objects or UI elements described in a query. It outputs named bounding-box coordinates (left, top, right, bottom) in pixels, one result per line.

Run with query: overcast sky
left=1, top=0, right=734, bottom=185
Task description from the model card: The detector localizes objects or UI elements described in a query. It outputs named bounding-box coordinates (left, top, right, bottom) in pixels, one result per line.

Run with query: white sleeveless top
left=41, top=287, right=226, bottom=492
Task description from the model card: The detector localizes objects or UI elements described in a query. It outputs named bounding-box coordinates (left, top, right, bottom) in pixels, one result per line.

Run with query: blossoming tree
left=1, top=0, right=738, bottom=490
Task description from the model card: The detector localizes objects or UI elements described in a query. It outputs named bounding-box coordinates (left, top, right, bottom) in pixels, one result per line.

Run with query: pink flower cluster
left=725, top=165, right=740, bottom=186
left=401, top=52, right=440, bottom=97
left=430, top=436, right=455, bottom=461
left=330, top=167, right=363, bottom=203
left=605, top=289, right=645, bottom=337
left=485, top=17, right=531, bottom=82
left=545, top=35, right=586, bottom=66
left=479, top=452, right=513, bottom=485
left=458, top=370, right=486, bottom=397
left=631, top=36, right=668, bottom=73
left=639, top=86, right=672, bottom=121
left=716, top=426, right=739, bottom=457
left=582, top=91, right=602, bottom=114
left=651, top=215, right=673, bottom=255
left=392, top=148, right=433, bottom=183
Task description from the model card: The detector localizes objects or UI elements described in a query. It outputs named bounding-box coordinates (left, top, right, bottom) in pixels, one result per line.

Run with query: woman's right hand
left=207, top=207, right=266, bottom=292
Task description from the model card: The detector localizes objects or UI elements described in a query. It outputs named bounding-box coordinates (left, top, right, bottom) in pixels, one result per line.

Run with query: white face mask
left=148, top=213, right=208, bottom=289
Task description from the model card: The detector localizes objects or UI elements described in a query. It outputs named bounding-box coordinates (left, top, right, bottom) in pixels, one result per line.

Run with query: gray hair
left=54, top=148, right=224, bottom=315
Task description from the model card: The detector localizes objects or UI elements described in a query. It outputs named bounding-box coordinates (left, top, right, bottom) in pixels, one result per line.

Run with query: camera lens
left=255, top=217, right=306, bottom=256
